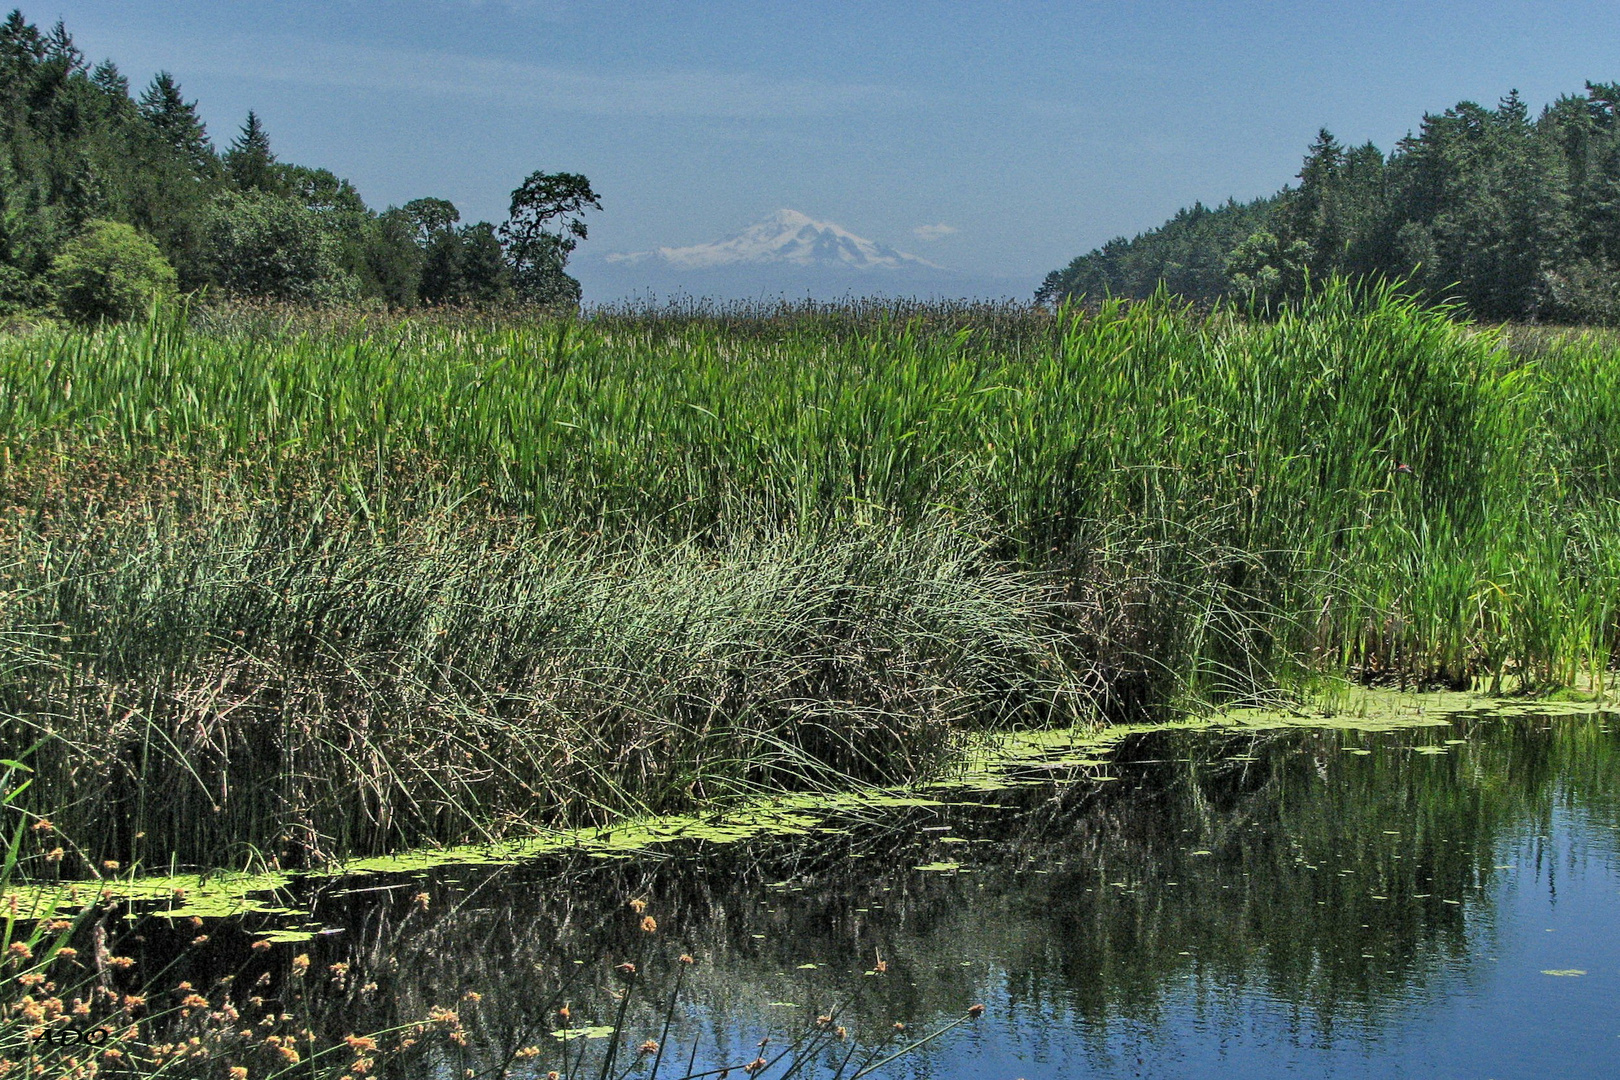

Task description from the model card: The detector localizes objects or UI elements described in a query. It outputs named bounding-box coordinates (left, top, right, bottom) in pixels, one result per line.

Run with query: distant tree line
left=1039, top=84, right=1620, bottom=323
left=0, top=11, right=600, bottom=320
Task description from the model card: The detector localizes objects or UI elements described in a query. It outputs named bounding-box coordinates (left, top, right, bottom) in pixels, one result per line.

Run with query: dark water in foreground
left=118, top=712, right=1620, bottom=1078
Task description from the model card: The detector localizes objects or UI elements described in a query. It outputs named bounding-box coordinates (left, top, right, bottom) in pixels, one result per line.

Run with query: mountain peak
left=767, top=208, right=816, bottom=227
left=607, top=210, right=942, bottom=271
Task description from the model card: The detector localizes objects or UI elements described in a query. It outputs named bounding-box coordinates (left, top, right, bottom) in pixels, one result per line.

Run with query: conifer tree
left=224, top=110, right=276, bottom=191
left=138, top=72, right=215, bottom=174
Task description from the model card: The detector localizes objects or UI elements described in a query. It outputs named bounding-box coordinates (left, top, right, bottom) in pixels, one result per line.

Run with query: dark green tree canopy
left=499, top=171, right=600, bottom=305
left=1041, top=83, right=1620, bottom=323
left=401, top=197, right=460, bottom=246
left=224, top=110, right=276, bottom=192
left=138, top=72, right=215, bottom=175
left=0, top=10, right=602, bottom=314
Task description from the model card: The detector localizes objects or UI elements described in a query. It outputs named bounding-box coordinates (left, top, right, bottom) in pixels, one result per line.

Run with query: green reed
left=0, top=279, right=1617, bottom=867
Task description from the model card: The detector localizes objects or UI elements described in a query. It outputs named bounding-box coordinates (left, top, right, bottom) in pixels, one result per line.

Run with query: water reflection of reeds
left=18, top=713, right=1607, bottom=1077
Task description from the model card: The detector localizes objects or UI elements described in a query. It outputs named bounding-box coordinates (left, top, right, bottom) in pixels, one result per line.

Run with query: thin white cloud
left=189, top=34, right=905, bottom=120
left=913, top=223, right=958, bottom=241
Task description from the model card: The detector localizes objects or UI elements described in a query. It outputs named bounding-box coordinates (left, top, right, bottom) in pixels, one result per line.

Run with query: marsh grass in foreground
left=1, top=282, right=1619, bottom=869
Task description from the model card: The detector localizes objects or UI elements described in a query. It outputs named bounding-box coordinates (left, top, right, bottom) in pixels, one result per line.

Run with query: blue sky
left=37, top=1, right=1620, bottom=297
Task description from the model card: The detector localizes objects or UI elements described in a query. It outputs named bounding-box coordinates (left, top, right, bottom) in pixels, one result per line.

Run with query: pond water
left=88, top=709, right=1620, bottom=1078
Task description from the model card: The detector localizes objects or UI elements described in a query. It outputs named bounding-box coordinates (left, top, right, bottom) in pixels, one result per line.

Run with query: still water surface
left=129, top=711, right=1620, bottom=1078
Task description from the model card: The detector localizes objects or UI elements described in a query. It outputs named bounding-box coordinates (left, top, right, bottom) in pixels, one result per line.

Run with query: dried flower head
left=640, top=916, right=657, bottom=934
left=628, top=899, right=647, bottom=914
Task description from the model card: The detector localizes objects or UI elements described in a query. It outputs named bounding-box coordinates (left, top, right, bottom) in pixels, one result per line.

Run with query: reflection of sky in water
left=892, top=783, right=1620, bottom=1079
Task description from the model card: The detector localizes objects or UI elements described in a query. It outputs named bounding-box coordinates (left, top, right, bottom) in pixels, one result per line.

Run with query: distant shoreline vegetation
left=0, top=10, right=600, bottom=322
left=1040, top=83, right=1620, bottom=324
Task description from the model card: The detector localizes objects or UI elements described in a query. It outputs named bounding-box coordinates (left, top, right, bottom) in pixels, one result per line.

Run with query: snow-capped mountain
left=605, top=209, right=944, bottom=272
left=576, top=209, right=1030, bottom=304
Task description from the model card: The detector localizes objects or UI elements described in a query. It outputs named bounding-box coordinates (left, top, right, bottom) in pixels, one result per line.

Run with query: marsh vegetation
left=0, top=284, right=1614, bottom=875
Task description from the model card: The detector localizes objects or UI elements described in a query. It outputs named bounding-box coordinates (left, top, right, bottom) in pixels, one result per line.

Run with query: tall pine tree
left=139, top=72, right=215, bottom=175
left=224, top=110, right=276, bottom=191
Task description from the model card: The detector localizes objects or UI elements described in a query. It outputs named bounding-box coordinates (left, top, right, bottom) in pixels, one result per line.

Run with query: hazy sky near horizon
left=37, top=1, right=1620, bottom=294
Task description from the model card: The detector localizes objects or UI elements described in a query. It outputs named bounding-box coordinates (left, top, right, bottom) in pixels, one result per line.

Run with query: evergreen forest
left=0, top=10, right=597, bottom=318
left=1039, top=84, right=1620, bottom=323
